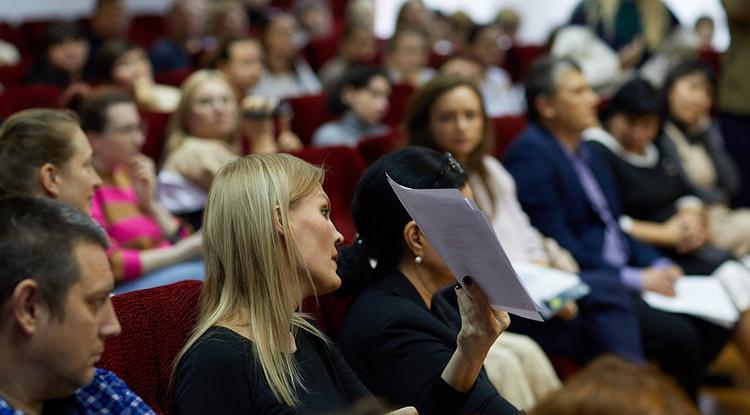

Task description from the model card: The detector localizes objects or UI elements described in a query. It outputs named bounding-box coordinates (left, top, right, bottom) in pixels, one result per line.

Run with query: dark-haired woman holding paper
left=337, top=147, right=523, bottom=414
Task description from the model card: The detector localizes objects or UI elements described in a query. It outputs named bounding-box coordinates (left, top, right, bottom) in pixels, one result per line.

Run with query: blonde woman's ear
left=273, top=206, right=286, bottom=236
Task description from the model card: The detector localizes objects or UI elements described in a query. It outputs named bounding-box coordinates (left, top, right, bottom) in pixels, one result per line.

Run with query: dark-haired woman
left=312, top=66, right=391, bottom=148
left=338, top=147, right=531, bottom=413
left=587, top=77, right=750, bottom=375
left=95, top=40, right=181, bottom=113
left=660, top=61, right=750, bottom=258
left=398, top=75, right=652, bottom=394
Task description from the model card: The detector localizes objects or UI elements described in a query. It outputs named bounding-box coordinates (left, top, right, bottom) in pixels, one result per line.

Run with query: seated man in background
left=0, top=195, right=152, bottom=414
left=503, top=56, right=733, bottom=400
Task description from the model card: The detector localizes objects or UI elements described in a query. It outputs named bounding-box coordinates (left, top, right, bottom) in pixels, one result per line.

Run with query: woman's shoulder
left=179, top=326, right=256, bottom=370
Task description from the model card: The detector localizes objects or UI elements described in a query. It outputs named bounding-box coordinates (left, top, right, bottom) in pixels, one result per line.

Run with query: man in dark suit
left=503, top=56, right=732, bottom=400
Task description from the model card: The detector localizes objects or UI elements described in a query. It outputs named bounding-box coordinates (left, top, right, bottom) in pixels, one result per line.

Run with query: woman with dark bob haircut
left=660, top=60, right=750, bottom=258
left=337, top=146, right=521, bottom=414
left=312, top=65, right=392, bottom=148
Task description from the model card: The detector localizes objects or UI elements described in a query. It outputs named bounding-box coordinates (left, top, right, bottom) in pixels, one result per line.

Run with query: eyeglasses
left=431, top=152, right=465, bottom=188
left=106, top=121, right=147, bottom=137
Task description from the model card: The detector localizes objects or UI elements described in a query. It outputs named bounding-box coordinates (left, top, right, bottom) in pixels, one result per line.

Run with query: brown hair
left=0, top=109, right=81, bottom=196
left=404, top=75, right=496, bottom=211
left=529, top=355, right=700, bottom=415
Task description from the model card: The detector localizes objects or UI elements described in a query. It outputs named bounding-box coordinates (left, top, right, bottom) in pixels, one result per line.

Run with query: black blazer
left=338, top=270, right=520, bottom=415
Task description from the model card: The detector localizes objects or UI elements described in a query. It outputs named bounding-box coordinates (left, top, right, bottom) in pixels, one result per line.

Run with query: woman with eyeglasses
left=173, top=152, right=509, bottom=414
left=158, top=69, right=301, bottom=228
left=79, top=90, right=204, bottom=294
left=399, top=76, right=653, bottom=407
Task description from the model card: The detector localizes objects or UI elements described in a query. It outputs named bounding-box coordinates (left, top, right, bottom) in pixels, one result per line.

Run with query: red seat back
left=291, top=146, right=366, bottom=243
left=287, top=92, right=336, bottom=147
left=98, top=280, right=203, bottom=415
left=356, top=128, right=404, bottom=165
left=490, top=114, right=527, bottom=159
left=139, top=110, right=172, bottom=163
left=128, top=15, right=167, bottom=49
left=383, top=82, right=416, bottom=127
left=303, top=35, right=341, bottom=72
left=154, top=68, right=195, bottom=87
left=0, top=84, right=61, bottom=118
left=0, top=59, right=33, bottom=87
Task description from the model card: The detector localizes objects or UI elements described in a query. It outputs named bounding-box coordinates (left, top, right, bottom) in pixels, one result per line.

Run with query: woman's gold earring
left=415, top=255, right=422, bottom=265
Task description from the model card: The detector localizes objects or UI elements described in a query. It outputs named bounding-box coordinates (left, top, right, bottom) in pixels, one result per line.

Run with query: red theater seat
left=98, top=280, right=203, bottom=415
left=291, top=146, right=365, bottom=244
left=287, top=92, right=336, bottom=147
left=0, top=84, right=61, bottom=118
left=356, top=129, right=404, bottom=165
left=0, top=59, right=33, bottom=87
left=383, top=82, right=415, bottom=127
left=490, top=114, right=527, bottom=159
left=128, top=15, right=167, bottom=49
left=139, top=110, right=172, bottom=163
left=154, top=68, right=194, bottom=87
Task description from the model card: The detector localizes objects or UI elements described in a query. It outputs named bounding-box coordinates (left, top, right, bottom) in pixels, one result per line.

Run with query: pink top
left=91, top=166, right=189, bottom=281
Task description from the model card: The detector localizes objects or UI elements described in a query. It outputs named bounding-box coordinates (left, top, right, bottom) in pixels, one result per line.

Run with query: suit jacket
left=503, top=123, right=660, bottom=274
left=338, top=270, right=519, bottom=415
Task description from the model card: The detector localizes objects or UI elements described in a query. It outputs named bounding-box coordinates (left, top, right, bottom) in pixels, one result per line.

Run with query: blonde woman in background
left=158, top=70, right=301, bottom=227
left=172, top=153, right=512, bottom=414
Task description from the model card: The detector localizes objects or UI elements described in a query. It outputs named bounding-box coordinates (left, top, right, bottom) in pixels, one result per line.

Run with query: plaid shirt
left=0, top=368, right=154, bottom=414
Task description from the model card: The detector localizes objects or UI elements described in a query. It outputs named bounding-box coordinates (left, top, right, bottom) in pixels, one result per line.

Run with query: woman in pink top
left=80, top=90, right=203, bottom=293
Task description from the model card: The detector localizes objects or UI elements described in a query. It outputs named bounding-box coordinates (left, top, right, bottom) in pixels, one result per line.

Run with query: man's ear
left=535, top=95, right=556, bottom=121
left=39, top=163, right=61, bottom=198
left=402, top=220, right=424, bottom=257
left=11, top=279, right=44, bottom=335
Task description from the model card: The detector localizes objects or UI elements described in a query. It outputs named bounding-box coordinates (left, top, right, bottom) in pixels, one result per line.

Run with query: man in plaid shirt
left=0, top=196, right=153, bottom=415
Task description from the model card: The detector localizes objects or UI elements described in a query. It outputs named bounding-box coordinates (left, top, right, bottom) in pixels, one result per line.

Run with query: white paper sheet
left=643, top=276, right=739, bottom=328
left=512, top=262, right=590, bottom=317
left=387, top=175, right=543, bottom=321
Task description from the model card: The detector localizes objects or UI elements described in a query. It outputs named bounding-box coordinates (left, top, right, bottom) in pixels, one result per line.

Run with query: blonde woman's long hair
left=174, top=153, right=327, bottom=407
left=164, top=69, right=239, bottom=157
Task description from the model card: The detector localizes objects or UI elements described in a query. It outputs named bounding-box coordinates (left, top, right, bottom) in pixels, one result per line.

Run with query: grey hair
left=524, top=56, right=581, bottom=122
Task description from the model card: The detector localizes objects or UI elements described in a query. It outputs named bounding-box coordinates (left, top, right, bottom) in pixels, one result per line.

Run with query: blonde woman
left=157, top=70, right=301, bottom=226
left=172, top=153, right=511, bottom=414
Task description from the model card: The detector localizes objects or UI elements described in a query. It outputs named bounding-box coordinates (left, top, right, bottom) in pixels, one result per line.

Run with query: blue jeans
left=114, top=260, right=204, bottom=294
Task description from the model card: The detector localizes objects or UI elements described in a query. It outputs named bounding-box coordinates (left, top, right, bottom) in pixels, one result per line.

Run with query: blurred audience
left=26, top=21, right=91, bottom=89
left=661, top=61, right=750, bottom=258
left=313, top=65, right=391, bottom=148
left=503, top=57, right=733, bottom=399
left=79, top=91, right=203, bottom=293
left=212, top=37, right=264, bottom=99
left=207, top=0, right=249, bottom=50
left=569, top=0, right=679, bottom=66
left=149, top=0, right=208, bottom=75
left=251, top=11, right=322, bottom=99
left=529, top=355, right=700, bottom=415
left=96, top=40, right=181, bottom=112
left=318, top=22, right=378, bottom=90
left=385, top=27, right=435, bottom=87
left=466, top=24, right=524, bottom=117
left=718, top=0, right=750, bottom=208
left=158, top=70, right=300, bottom=227
left=694, top=15, right=715, bottom=50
